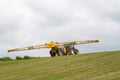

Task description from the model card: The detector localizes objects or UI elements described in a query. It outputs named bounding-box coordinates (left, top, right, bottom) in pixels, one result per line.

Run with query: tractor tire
left=57, top=50, right=64, bottom=56
left=67, top=49, right=75, bottom=55
left=74, top=49, right=79, bottom=54
left=71, top=49, right=75, bottom=55
left=50, top=50, right=56, bottom=57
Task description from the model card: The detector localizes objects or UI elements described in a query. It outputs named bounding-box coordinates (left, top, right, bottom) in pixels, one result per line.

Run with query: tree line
left=0, top=56, right=40, bottom=61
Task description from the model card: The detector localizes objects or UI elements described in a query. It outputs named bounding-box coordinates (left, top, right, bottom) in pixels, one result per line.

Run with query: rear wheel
left=74, top=49, right=79, bottom=54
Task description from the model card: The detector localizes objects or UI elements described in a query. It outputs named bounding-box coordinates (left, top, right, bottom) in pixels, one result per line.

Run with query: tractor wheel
left=57, top=50, right=64, bottom=56
left=50, top=50, right=56, bottom=57
left=71, top=49, right=75, bottom=55
left=74, top=49, right=79, bottom=54
left=68, top=49, right=75, bottom=55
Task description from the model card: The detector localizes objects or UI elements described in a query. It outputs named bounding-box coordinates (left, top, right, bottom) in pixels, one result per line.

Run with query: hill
left=0, top=51, right=120, bottom=80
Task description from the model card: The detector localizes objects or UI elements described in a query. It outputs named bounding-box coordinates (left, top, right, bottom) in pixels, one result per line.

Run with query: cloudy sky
left=0, top=0, right=120, bottom=58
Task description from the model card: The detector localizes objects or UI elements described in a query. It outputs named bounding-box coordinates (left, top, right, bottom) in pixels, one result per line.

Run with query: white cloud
left=0, top=0, right=120, bottom=58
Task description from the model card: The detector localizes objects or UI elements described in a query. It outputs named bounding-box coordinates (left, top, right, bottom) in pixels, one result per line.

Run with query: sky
left=0, top=0, right=120, bottom=58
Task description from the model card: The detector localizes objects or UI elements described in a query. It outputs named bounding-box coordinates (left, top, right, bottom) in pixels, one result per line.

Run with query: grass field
left=0, top=51, right=120, bottom=80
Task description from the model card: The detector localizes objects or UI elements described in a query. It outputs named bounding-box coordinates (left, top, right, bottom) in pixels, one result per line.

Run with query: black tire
left=50, top=50, right=56, bottom=57
left=67, top=49, right=75, bottom=55
left=74, top=49, right=79, bottom=54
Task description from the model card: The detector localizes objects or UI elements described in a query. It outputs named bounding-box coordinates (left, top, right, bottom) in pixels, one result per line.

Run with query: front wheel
left=50, top=50, right=56, bottom=57
left=57, top=50, right=64, bottom=56
left=67, top=49, right=75, bottom=55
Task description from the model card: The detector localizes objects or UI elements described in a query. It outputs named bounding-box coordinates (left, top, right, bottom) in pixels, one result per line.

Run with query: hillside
left=0, top=51, right=120, bottom=80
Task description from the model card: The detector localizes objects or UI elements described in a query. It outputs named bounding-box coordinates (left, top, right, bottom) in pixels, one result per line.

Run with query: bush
left=16, top=56, right=23, bottom=60
left=23, top=56, right=31, bottom=59
left=15, top=56, right=40, bottom=60
left=0, top=57, right=13, bottom=61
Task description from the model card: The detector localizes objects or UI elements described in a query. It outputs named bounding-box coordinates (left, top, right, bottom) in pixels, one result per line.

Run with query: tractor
left=8, top=40, right=99, bottom=57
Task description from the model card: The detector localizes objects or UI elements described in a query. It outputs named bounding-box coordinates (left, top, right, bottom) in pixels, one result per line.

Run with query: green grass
left=0, top=51, right=120, bottom=80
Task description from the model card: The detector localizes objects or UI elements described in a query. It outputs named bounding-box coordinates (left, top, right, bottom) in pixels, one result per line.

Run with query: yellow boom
left=8, top=40, right=99, bottom=52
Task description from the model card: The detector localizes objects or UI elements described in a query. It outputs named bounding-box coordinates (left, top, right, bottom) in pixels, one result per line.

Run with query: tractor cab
left=65, top=45, right=79, bottom=55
